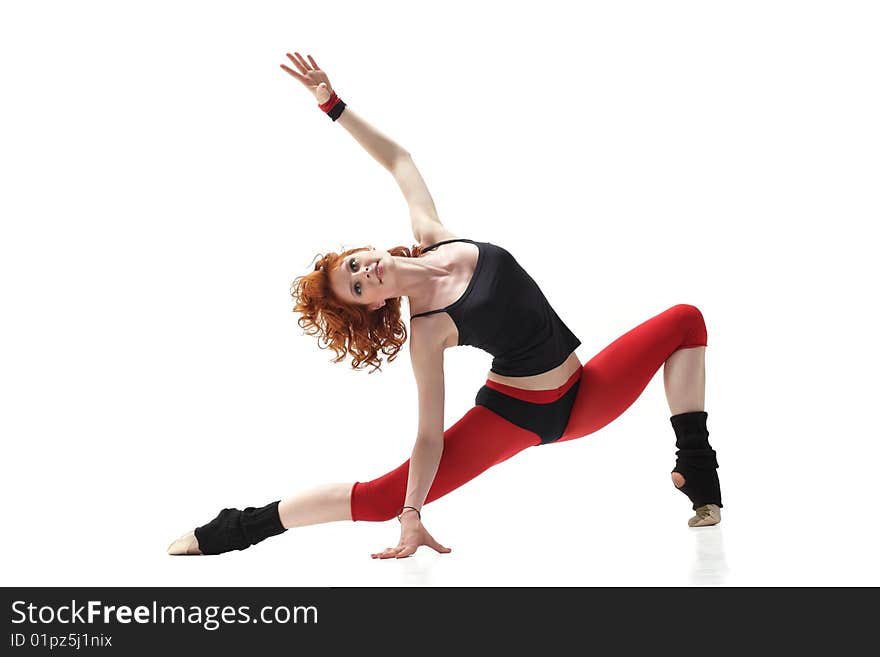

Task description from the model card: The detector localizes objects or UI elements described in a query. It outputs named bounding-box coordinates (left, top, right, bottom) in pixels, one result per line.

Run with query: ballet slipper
left=687, top=504, right=721, bottom=527
left=167, top=530, right=202, bottom=556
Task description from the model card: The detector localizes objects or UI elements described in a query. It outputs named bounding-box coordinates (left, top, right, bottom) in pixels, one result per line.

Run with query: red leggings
left=351, top=304, right=708, bottom=521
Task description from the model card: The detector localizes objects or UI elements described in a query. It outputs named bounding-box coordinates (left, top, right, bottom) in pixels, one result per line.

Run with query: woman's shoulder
left=418, top=227, right=461, bottom=251
left=409, top=310, right=456, bottom=350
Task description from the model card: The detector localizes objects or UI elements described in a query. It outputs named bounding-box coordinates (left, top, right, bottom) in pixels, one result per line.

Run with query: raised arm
left=331, top=102, right=450, bottom=244
left=281, top=52, right=451, bottom=245
left=336, top=107, right=408, bottom=172
left=280, top=51, right=407, bottom=170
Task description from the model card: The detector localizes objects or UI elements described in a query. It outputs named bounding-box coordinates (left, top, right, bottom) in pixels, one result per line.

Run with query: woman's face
left=330, top=248, right=390, bottom=311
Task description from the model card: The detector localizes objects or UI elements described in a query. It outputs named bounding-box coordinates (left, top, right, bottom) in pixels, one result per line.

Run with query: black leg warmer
left=670, top=411, right=723, bottom=510
left=194, top=500, right=287, bottom=555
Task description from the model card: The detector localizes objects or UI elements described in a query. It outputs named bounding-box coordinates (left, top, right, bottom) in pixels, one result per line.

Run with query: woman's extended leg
left=277, top=482, right=353, bottom=527
left=168, top=484, right=354, bottom=555
left=169, top=405, right=542, bottom=554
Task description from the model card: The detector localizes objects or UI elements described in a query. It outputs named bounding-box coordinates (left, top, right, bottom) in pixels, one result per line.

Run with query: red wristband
left=318, top=90, right=340, bottom=112
left=318, top=90, right=346, bottom=121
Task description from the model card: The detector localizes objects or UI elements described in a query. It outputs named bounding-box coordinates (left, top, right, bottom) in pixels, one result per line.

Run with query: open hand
left=371, top=517, right=452, bottom=560
left=280, top=51, right=334, bottom=104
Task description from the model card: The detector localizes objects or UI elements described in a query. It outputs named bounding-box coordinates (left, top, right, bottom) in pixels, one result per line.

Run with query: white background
left=1, top=0, right=877, bottom=587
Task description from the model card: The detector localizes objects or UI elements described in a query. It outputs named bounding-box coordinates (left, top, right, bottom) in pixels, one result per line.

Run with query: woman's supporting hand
left=280, top=51, right=333, bottom=104
left=371, top=513, right=452, bottom=559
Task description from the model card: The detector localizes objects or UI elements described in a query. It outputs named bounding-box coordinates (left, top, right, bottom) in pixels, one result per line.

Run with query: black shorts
left=474, top=369, right=582, bottom=444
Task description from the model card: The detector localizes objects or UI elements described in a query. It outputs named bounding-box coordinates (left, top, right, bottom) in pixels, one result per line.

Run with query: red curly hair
left=291, top=242, right=427, bottom=373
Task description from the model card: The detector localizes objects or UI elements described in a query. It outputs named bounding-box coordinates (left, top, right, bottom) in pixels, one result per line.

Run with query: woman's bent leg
left=351, top=405, right=540, bottom=522
left=559, top=303, right=708, bottom=441
left=664, top=346, right=706, bottom=415
left=555, top=303, right=720, bottom=522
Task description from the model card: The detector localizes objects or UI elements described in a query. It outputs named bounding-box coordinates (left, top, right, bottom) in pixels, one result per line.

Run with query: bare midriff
left=485, top=351, right=582, bottom=391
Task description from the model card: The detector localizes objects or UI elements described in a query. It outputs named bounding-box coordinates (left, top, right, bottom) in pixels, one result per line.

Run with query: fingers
left=395, top=546, right=416, bottom=559
left=423, top=530, right=452, bottom=554
left=292, top=51, right=312, bottom=73
left=371, top=543, right=451, bottom=559
left=370, top=544, right=417, bottom=559
left=279, top=63, right=304, bottom=81
left=286, top=52, right=305, bottom=74
left=282, top=53, right=309, bottom=81
left=280, top=52, right=324, bottom=87
left=370, top=527, right=454, bottom=560
left=371, top=546, right=404, bottom=560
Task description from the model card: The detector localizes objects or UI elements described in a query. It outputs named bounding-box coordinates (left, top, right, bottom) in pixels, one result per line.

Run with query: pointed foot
left=167, top=530, right=203, bottom=555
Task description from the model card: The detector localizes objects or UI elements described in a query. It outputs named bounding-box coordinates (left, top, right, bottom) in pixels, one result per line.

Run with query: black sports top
left=410, top=238, right=581, bottom=377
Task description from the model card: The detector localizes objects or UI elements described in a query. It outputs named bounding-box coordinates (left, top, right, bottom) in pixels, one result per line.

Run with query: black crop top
left=410, top=238, right=581, bottom=377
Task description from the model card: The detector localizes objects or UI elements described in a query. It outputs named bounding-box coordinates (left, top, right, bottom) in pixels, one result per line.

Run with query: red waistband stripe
left=483, top=367, right=583, bottom=404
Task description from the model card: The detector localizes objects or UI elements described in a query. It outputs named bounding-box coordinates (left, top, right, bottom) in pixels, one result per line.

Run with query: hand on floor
left=371, top=514, right=452, bottom=559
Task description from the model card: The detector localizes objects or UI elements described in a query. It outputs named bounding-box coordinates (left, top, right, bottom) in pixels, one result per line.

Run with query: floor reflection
left=396, top=552, right=440, bottom=586
left=689, top=525, right=730, bottom=585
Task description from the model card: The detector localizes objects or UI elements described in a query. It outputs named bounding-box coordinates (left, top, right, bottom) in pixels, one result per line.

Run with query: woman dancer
left=167, top=52, right=723, bottom=558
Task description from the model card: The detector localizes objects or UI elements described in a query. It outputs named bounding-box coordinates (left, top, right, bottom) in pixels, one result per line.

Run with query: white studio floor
left=5, top=411, right=879, bottom=588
